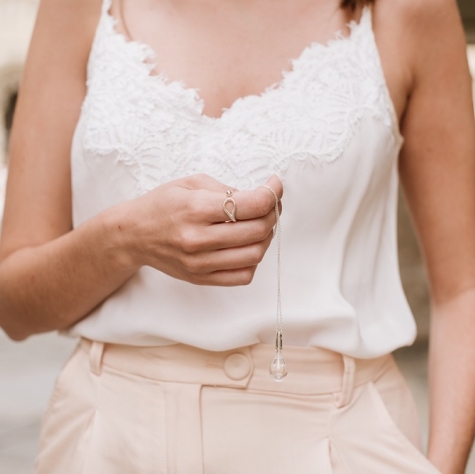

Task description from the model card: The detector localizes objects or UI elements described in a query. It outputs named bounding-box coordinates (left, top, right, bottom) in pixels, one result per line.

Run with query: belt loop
left=335, top=354, right=356, bottom=408
left=89, top=340, right=105, bottom=376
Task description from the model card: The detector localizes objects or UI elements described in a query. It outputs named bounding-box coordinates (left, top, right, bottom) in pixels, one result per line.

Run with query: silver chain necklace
left=259, top=185, right=287, bottom=381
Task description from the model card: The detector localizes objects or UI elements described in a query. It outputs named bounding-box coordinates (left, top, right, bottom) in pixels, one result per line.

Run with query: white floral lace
left=79, top=0, right=401, bottom=195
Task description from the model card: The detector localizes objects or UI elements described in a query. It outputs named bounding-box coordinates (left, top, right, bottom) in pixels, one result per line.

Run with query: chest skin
left=110, top=0, right=408, bottom=122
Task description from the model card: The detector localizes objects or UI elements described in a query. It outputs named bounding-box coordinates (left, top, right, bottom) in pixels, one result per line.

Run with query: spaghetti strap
left=101, top=0, right=113, bottom=15
left=360, top=4, right=373, bottom=32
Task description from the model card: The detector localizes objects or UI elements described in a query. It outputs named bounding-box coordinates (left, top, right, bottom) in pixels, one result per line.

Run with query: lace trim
left=78, top=0, right=402, bottom=194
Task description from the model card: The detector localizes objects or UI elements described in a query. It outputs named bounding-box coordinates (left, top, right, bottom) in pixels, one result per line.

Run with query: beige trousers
left=35, top=339, right=440, bottom=473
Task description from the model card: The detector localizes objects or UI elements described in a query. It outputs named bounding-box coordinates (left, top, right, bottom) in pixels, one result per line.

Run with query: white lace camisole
left=65, top=0, right=417, bottom=358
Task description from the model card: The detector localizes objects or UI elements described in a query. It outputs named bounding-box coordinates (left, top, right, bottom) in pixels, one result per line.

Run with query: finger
left=205, top=211, right=277, bottom=250
left=188, top=266, right=258, bottom=287
left=185, top=231, right=274, bottom=274
left=180, top=206, right=277, bottom=253
left=196, top=177, right=283, bottom=224
left=263, top=175, right=284, bottom=201
left=233, top=175, right=283, bottom=221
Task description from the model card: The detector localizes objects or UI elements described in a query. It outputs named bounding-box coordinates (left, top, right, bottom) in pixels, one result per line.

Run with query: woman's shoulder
left=373, top=0, right=463, bottom=44
left=374, top=0, right=458, bottom=20
left=372, top=0, right=466, bottom=94
left=38, top=0, right=102, bottom=21
left=34, top=0, right=103, bottom=65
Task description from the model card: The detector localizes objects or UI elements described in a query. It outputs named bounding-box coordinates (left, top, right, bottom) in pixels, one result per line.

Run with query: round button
left=223, top=353, right=251, bottom=381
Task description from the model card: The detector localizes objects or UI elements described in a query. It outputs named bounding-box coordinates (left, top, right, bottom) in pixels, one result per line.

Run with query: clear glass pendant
left=269, top=331, right=287, bottom=382
left=258, top=184, right=288, bottom=382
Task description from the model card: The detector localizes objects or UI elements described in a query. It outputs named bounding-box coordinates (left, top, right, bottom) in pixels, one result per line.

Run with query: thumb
left=261, top=175, right=284, bottom=201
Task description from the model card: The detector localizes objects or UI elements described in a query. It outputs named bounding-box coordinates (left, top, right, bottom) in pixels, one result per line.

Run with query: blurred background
left=1, top=0, right=475, bottom=472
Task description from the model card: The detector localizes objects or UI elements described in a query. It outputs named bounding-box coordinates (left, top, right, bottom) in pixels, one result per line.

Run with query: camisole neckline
left=102, top=0, right=375, bottom=123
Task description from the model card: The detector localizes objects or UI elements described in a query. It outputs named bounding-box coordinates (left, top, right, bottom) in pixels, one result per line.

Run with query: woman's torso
left=64, top=0, right=416, bottom=358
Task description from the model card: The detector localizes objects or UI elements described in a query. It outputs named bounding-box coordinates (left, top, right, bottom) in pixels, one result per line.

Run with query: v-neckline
left=103, top=3, right=369, bottom=123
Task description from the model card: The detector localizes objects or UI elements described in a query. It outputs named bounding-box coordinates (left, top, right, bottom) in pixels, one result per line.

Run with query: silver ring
left=223, top=195, right=237, bottom=222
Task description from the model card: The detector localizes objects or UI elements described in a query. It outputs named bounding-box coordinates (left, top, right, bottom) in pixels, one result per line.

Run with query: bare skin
left=0, top=0, right=474, bottom=471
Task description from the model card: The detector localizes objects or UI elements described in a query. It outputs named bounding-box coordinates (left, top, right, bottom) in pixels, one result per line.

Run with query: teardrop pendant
left=269, top=331, right=287, bottom=382
left=259, top=184, right=288, bottom=381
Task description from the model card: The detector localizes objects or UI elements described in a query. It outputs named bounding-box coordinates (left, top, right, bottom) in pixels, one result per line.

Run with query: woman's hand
left=0, top=173, right=283, bottom=340
left=116, top=174, right=283, bottom=286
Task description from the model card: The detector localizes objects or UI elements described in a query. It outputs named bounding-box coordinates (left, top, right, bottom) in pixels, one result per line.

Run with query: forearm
left=427, top=287, right=475, bottom=473
left=0, top=173, right=283, bottom=339
left=0, top=205, right=140, bottom=340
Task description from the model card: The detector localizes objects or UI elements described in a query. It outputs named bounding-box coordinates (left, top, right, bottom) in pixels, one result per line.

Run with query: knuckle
left=194, top=173, right=208, bottom=181
left=178, top=228, right=201, bottom=254
left=190, top=173, right=207, bottom=186
left=181, top=175, right=197, bottom=188
left=257, top=245, right=267, bottom=263
left=182, top=256, right=202, bottom=274
left=187, top=273, right=202, bottom=285
left=180, top=271, right=195, bottom=284
left=251, top=194, right=269, bottom=217
left=249, top=246, right=265, bottom=265
left=254, top=220, right=270, bottom=241
left=239, top=267, right=256, bottom=286
left=187, top=189, right=215, bottom=222
left=188, top=193, right=208, bottom=216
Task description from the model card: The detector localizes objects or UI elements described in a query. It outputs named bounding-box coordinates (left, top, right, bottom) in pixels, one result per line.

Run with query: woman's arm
left=0, top=0, right=107, bottom=339
left=0, top=0, right=282, bottom=341
left=391, top=0, right=475, bottom=472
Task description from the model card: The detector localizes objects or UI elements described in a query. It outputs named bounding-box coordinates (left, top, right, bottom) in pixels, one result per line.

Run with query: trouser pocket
left=329, top=380, right=441, bottom=473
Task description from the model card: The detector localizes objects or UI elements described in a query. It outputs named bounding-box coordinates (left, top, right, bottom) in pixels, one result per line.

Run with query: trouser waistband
left=80, top=338, right=391, bottom=408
